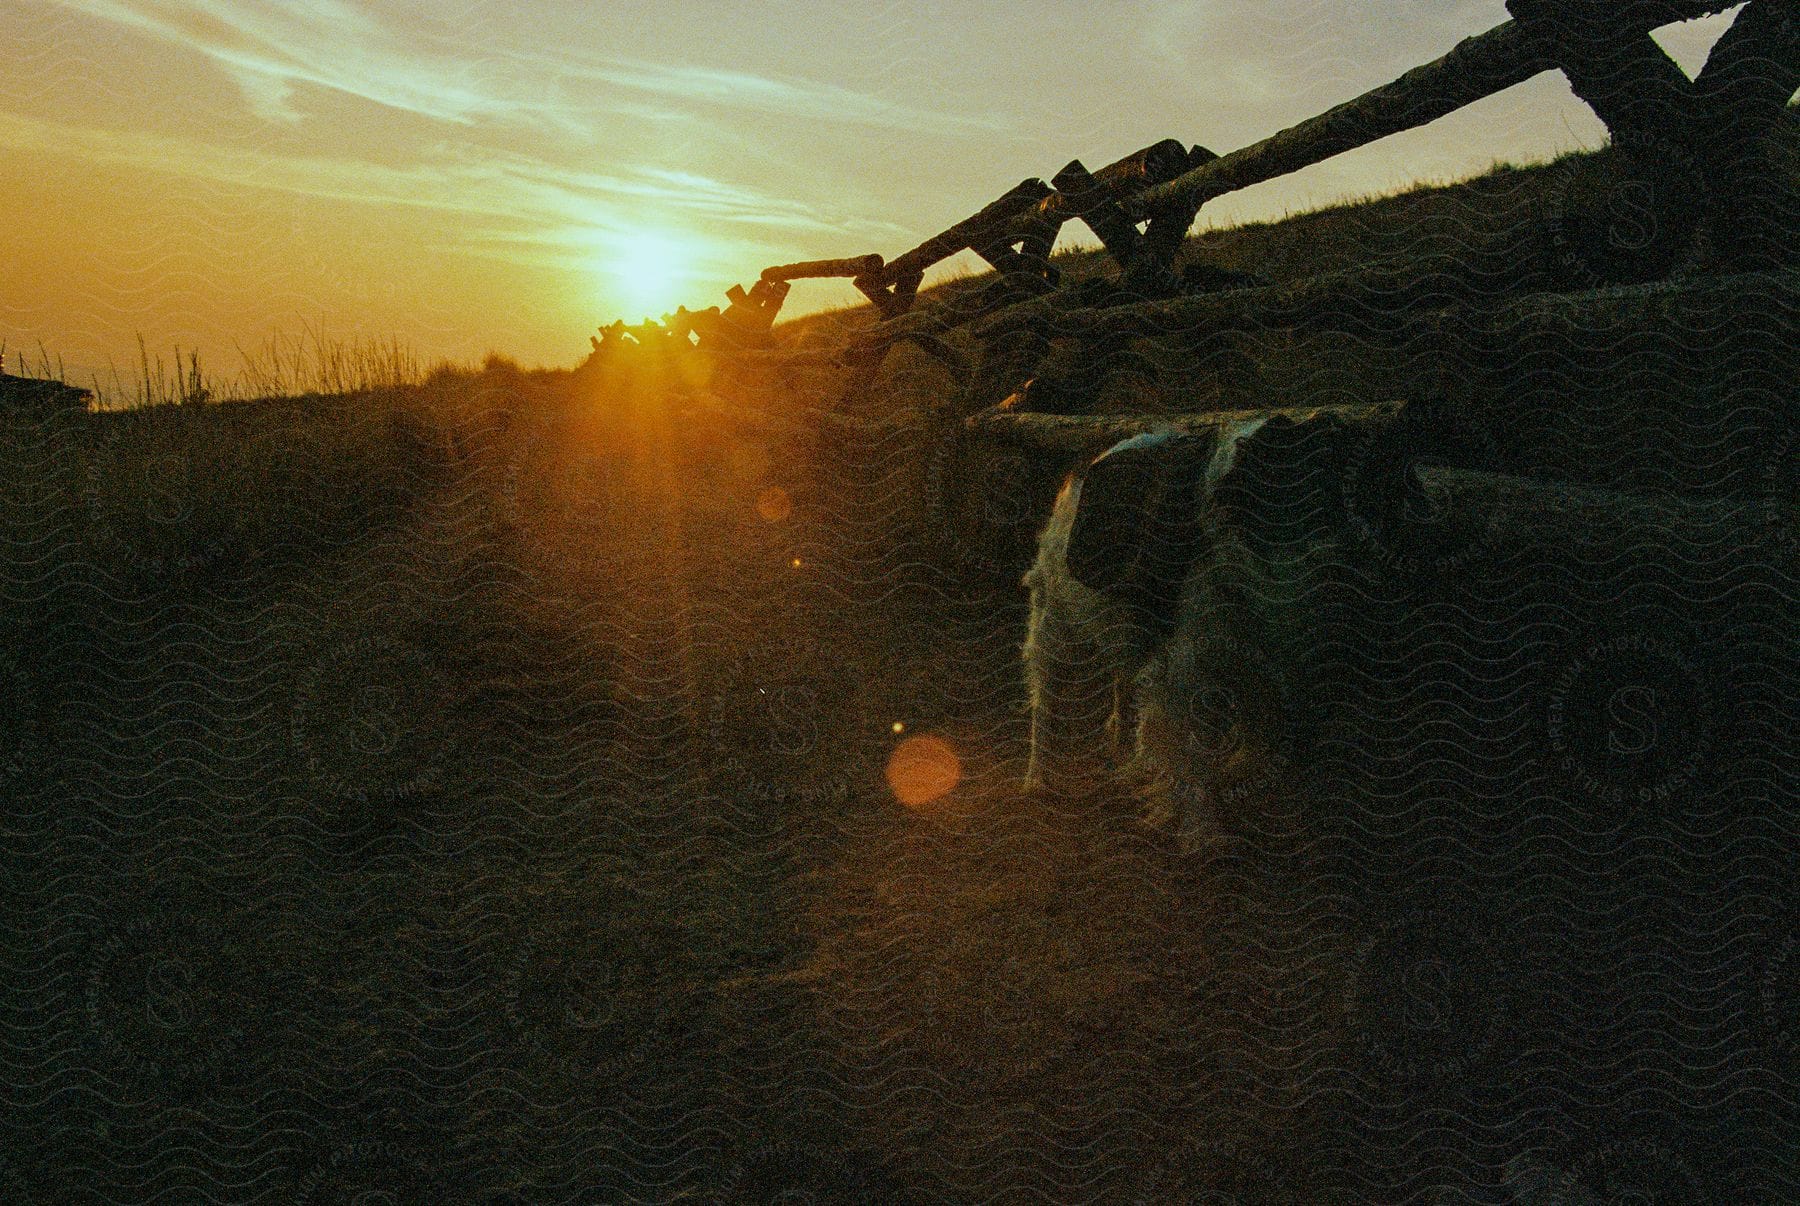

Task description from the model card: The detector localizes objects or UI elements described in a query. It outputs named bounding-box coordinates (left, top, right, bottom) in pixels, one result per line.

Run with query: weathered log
left=1505, top=0, right=1747, bottom=32
left=1695, top=0, right=1800, bottom=106
left=856, top=274, right=1062, bottom=366
left=761, top=254, right=885, bottom=283
left=971, top=243, right=1058, bottom=281
left=858, top=269, right=1060, bottom=347
left=1416, top=465, right=1771, bottom=557
left=1010, top=138, right=1191, bottom=239
left=1510, top=2, right=1700, bottom=151
left=963, top=269, right=1793, bottom=500
left=1016, top=223, right=1059, bottom=263
left=1430, top=268, right=1799, bottom=496
left=964, top=400, right=1406, bottom=454
left=1128, top=5, right=1737, bottom=224
left=664, top=306, right=722, bottom=339
left=681, top=307, right=724, bottom=344
left=839, top=271, right=1059, bottom=410
left=720, top=278, right=791, bottom=334
left=590, top=320, right=630, bottom=355
left=974, top=243, right=1547, bottom=342
left=1141, top=145, right=1220, bottom=267
left=991, top=139, right=1200, bottom=284
left=624, top=319, right=683, bottom=348
left=879, top=178, right=1054, bottom=287
left=1086, top=137, right=1193, bottom=195
left=1129, top=21, right=1560, bottom=221
left=1428, top=267, right=1800, bottom=342
left=850, top=175, right=1046, bottom=326
left=973, top=265, right=1792, bottom=422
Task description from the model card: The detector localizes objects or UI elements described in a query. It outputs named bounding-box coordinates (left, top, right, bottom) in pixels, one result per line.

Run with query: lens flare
left=885, top=734, right=962, bottom=808
left=756, top=487, right=793, bottom=522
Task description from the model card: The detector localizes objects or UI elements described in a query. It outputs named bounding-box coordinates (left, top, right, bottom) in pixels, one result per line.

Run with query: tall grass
left=0, top=328, right=546, bottom=596
left=0, top=338, right=71, bottom=384
left=232, top=323, right=427, bottom=399
left=91, top=323, right=450, bottom=411
left=127, top=335, right=211, bottom=408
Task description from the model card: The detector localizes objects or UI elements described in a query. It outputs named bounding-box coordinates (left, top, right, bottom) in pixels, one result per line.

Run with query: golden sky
left=0, top=1, right=1745, bottom=389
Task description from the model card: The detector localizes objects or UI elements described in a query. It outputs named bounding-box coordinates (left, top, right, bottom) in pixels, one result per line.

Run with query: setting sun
left=602, top=228, right=700, bottom=322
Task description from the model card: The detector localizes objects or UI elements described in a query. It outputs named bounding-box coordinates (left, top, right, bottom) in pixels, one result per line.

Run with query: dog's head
left=1061, top=423, right=1266, bottom=636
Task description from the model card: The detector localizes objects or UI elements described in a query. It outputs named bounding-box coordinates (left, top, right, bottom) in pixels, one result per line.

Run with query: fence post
left=1690, top=0, right=1800, bottom=271
left=1047, top=159, right=1148, bottom=271
left=1140, top=145, right=1220, bottom=269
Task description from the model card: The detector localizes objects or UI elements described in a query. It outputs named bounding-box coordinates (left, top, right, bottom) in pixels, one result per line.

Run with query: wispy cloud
left=1137, top=0, right=1503, bottom=102
left=43, top=0, right=1000, bottom=135
left=45, top=0, right=517, bottom=123
left=0, top=107, right=872, bottom=245
left=513, top=50, right=1006, bottom=136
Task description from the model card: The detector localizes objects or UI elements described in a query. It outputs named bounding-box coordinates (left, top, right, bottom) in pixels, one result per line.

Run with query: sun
left=603, top=228, right=700, bottom=322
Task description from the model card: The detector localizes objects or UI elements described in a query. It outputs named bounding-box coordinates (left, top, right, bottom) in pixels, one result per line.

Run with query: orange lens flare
left=756, top=486, right=793, bottom=522
left=885, top=734, right=962, bottom=808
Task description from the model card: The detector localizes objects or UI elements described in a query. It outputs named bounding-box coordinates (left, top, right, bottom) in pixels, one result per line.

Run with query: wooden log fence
left=584, top=0, right=1790, bottom=436
left=962, top=268, right=1800, bottom=453
left=1415, top=464, right=1775, bottom=559
left=962, top=400, right=1407, bottom=455
left=971, top=246, right=1546, bottom=342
